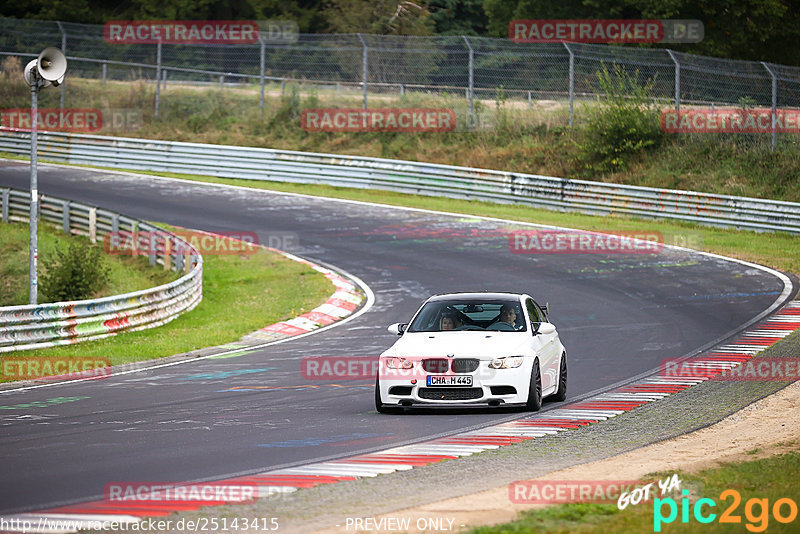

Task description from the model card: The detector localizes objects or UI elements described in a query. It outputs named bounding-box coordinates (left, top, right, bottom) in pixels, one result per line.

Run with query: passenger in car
left=440, top=314, right=461, bottom=331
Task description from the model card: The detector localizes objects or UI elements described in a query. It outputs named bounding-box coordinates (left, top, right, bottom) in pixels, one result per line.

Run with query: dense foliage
left=2, top=0, right=799, bottom=65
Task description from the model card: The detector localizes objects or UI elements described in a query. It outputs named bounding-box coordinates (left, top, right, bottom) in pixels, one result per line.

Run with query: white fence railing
left=0, top=186, right=203, bottom=353
left=0, top=130, right=798, bottom=234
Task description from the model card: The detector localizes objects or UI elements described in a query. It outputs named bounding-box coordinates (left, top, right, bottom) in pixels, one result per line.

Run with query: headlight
left=385, top=357, right=414, bottom=369
left=488, top=356, right=525, bottom=369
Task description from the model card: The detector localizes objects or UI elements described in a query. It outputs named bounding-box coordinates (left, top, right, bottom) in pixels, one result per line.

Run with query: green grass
left=2, top=61, right=799, bottom=203
left=1, top=227, right=334, bottom=370
left=0, top=220, right=178, bottom=306
left=468, top=448, right=800, bottom=533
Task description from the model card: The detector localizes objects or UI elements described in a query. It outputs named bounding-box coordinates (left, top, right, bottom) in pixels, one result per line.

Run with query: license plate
left=426, top=375, right=473, bottom=387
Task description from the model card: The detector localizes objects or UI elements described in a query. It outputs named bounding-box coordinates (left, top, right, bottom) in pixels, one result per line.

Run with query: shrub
left=0, top=56, right=28, bottom=105
left=580, top=63, right=664, bottom=173
left=40, top=240, right=110, bottom=302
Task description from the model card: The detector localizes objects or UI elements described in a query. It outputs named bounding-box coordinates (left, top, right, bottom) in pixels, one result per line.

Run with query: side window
left=525, top=298, right=542, bottom=332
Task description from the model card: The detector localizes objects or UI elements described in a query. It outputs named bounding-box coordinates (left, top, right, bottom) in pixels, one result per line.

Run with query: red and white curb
left=242, top=252, right=363, bottom=343
left=5, top=301, right=798, bottom=531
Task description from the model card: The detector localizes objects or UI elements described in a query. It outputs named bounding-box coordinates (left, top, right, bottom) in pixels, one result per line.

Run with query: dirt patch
left=312, top=379, right=800, bottom=533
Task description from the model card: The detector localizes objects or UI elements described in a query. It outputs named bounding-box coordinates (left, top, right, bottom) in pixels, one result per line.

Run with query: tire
left=525, top=359, right=543, bottom=411
left=375, top=375, right=400, bottom=414
left=551, top=352, right=567, bottom=402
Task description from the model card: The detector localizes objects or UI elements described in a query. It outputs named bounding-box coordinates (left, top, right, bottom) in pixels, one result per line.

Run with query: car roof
left=427, top=292, right=525, bottom=302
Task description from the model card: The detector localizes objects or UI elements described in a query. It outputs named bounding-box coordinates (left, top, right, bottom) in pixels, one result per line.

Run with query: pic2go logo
left=653, top=489, right=798, bottom=532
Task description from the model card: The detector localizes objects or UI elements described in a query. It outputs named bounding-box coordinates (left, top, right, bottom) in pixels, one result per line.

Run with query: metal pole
left=563, top=43, right=574, bottom=127
left=102, top=62, right=107, bottom=85
left=162, top=68, right=167, bottom=89
left=463, top=36, right=474, bottom=127
left=357, top=34, right=367, bottom=110
left=155, top=41, right=162, bottom=118
left=667, top=50, right=680, bottom=112
left=57, top=21, right=66, bottom=110
left=29, top=83, right=39, bottom=304
left=761, top=62, right=778, bottom=151
left=260, top=39, right=266, bottom=114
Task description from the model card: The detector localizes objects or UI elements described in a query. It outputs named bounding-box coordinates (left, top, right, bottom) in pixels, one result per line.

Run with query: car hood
left=382, top=331, right=530, bottom=359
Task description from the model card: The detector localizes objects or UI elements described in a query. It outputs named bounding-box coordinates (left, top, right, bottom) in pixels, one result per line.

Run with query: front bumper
left=377, top=358, right=533, bottom=407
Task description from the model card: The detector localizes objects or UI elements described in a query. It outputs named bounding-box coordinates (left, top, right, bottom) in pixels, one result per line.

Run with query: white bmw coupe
left=375, top=292, right=567, bottom=413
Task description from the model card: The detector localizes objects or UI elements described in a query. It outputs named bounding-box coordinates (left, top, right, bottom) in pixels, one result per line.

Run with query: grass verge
left=1, top=66, right=798, bottom=202
left=0, top=220, right=178, bottom=306
left=0, top=223, right=334, bottom=375
left=468, top=445, right=800, bottom=533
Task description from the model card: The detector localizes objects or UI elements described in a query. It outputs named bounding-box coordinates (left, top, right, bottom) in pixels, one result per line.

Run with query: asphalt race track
left=0, top=161, right=792, bottom=514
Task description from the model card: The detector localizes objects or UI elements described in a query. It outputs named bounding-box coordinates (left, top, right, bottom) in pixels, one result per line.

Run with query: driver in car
left=498, top=304, right=517, bottom=328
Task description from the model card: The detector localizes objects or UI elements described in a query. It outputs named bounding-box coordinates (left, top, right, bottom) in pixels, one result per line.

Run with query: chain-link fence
left=2, top=16, right=800, bottom=148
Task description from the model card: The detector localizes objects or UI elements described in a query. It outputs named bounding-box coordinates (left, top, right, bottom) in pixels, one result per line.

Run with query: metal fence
left=1, top=130, right=798, bottom=234
left=0, top=187, right=203, bottom=353
left=1, top=16, right=800, bottom=140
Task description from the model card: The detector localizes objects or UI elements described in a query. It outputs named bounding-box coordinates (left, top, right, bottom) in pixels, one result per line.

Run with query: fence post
left=155, top=41, right=162, bottom=118
left=161, top=69, right=168, bottom=90
left=259, top=36, right=266, bottom=114
left=102, top=62, right=107, bottom=85
left=666, top=49, right=680, bottom=112
left=357, top=33, right=368, bottom=110
left=563, top=42, right=574, bottom=127
left=56, top=21, right=66, bottom=110
left=761, top=62, right=778, bottom=152
left=463, top=36, right=474, bottom=127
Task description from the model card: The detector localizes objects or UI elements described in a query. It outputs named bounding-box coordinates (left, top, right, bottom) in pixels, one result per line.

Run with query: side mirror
left=387, top=323, right=408, bottom=335
left=536, top=322, right=556, bottom=335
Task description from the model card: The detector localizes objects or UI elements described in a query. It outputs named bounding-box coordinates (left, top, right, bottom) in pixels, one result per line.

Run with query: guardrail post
left=62, top=200, right=70, bottom=233
left=88, top=207, right=97, bottom=243
left=563, top=42, right=574, bottom=127
left=163, top=235, right=172, bottom=270
left=57, top=21, right=66, bottom=110
left=281, top=78, right=285, bottom=95
left=667, top=50, right=680, bottom=112
left=1, top=189, right=8, bottom=223
left=102, top=62, right=107, bottom=85
left=219, top=75, right=224, bottom=88
left=176, top=240, right=184, bottom=271
left=761, top=62, right=778, bottom=152
left=357, top=33, right=368, bottom=110
left=463, top=36, right=474, bottom=128
left=111, top=213, right=119, bottom=234
left=162, top=69, right=168, bottom=90
left=132, top=220, right=139, bottom=256
left=148, top=231, right=156, bottom=266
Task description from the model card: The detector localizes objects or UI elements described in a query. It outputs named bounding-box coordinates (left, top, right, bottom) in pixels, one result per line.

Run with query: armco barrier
left=0, top=131, right=799, bottom=233
left=0, top=187, right=203, bottom=353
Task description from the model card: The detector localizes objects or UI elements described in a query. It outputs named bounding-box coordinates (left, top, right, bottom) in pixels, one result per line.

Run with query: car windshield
left=407, top=298, right=526, bottom=333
